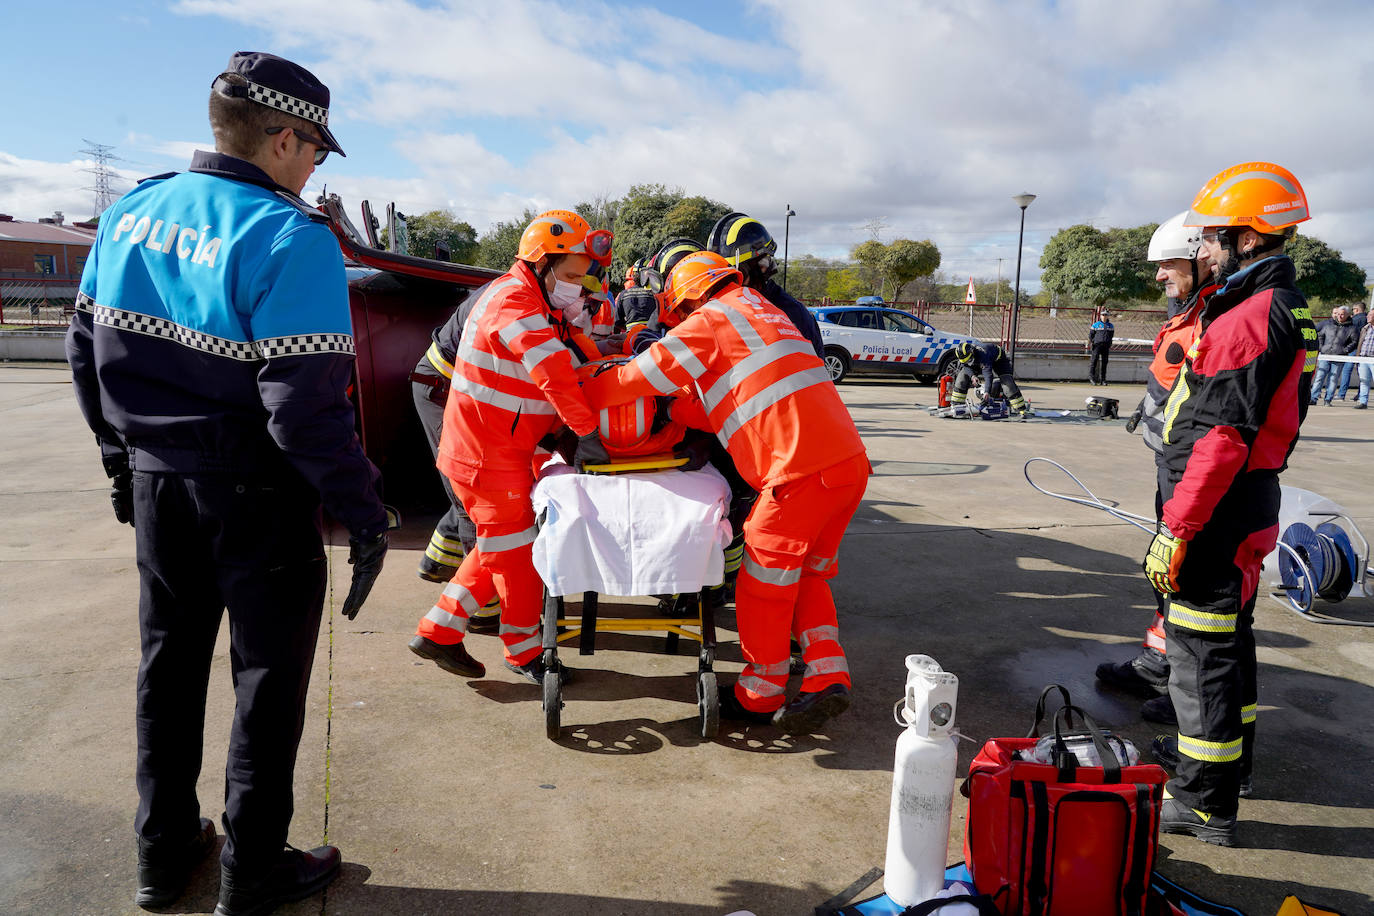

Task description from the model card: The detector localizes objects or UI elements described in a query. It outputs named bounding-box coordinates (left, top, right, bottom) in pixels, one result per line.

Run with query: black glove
left=572, top=432, right=610, bottom=471
left=673, top=438, right=712, bottom=472
left=110, top=472, right=134, bottom=527
left=1124, top=408, right=1143, bottom=433
left=340, top=532, right=388, bottom=620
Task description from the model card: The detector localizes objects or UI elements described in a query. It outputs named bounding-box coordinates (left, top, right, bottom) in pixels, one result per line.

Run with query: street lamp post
left=783, top=205, right=796, bottom=292
left=1009, top=193, right=1036, bottom=362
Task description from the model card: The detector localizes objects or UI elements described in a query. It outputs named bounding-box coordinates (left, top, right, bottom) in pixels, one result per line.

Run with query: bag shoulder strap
left=1028, top=685, right=1073, bottom=737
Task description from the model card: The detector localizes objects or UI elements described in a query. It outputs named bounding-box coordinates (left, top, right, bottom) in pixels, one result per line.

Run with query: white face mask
left=550, top=277, right=584, bottom=311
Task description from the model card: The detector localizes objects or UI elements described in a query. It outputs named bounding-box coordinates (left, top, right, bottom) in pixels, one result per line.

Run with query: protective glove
left=1125, top=408, right=1143, bottom=434
left=572, top=432, right=610, bottom=471
left=341, top=532, right=388, bottom=620
left=110, top=472, right=135, bottom=527
left=1143, top=525, right=1188, bottom=595
left=673, top=438, right=712, bottom=472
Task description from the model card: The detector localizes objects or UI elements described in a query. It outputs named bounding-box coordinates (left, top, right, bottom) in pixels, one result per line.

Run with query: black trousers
left=1163, top=480, right=1273, bottom=817
left=412, top=377, right=476, bottom=568
left=1089, top=345, right=1111, bottom=383
left=132, top=470, right=326, bottom=873
left=952, top=367, right=1026, bottom=409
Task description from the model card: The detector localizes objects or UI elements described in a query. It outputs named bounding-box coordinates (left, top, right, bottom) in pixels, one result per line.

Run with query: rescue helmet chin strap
left=1215, top=227, right=1287, bottom=282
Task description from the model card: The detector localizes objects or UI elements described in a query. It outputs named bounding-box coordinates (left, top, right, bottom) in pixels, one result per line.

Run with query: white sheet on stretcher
left=531, top=462, right=733, bottom=598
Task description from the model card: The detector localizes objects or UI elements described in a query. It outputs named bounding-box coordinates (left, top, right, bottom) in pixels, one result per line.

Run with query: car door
left=881, top=310, right=932, bottom=368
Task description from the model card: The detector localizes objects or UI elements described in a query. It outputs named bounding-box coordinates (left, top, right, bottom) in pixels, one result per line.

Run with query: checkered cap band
left=246, top=80, right=329, bottom=126
left=80, top=294, right=354, bottom=360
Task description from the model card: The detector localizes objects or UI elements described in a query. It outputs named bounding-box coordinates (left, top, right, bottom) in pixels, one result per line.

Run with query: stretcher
left=529, top=458, right=734, bottom=740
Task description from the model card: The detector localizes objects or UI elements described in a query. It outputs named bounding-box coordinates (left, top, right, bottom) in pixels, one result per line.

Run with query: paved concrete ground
left=2, top=364, right=1371, bottom=916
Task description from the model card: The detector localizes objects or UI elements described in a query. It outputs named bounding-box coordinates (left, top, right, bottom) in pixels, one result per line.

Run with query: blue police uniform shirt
left=67, top=151, right=385, bottom=537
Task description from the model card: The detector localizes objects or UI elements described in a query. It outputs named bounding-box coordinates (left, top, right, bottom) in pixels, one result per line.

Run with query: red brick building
left=0, top=213, right=98, bottom=279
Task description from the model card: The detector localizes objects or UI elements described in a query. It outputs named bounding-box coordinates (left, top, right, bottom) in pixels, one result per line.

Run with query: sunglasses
left=265, top=126, right=330, bottom=166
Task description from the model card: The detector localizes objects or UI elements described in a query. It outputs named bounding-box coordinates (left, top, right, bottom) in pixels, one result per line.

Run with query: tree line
left=389, top=190, right=1369, bottom=308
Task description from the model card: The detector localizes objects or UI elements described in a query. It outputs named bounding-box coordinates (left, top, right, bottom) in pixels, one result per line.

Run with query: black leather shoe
left=1095, top=648, right=1169, bottom=696
left=408, top=635, right=485, bottom=677
left=1140, top=693, right=1178, bottom=726
left=1160, top=798, right=1236, bottom=847
left=502, top=655, right=573, bottom=686
left=717, top=687, right=776, bottom=726
left=772, top=683, right=852, bottom=735
left=214, top=845, right=341, bottom=916
left=135, top=817, right=216, bottom=908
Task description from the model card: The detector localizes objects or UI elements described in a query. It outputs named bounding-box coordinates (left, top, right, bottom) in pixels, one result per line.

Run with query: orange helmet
left=517, top=210, right=614, bottom=267
left=575, top=357, right=685, bottom=457
left=1184, top=162, right=1310, bottom=234
left=623, top=264, right=637, bottom=288
left=662, top=251, right=741, bottom=324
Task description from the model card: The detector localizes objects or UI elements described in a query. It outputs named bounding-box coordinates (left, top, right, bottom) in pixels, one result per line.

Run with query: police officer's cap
left=212, top=51, right=346, bottom=156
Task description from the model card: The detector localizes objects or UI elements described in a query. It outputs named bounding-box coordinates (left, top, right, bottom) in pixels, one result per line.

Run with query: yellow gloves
left=1143, top=527, right=1188, bottom=595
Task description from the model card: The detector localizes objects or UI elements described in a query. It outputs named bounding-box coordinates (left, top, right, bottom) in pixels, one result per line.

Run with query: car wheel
left=935, top=351, right=956, bottom=380
left=823, top=347, right=850, bottom=383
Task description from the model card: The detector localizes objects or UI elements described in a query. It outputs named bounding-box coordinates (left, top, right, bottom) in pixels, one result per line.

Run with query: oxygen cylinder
left=883, top=654, right=960, bottom=907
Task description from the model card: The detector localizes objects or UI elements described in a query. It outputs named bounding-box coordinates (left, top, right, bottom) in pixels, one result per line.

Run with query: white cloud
left=13, top=0, right=1374, bottom=290
left=0, top=152, right=142, bottom=222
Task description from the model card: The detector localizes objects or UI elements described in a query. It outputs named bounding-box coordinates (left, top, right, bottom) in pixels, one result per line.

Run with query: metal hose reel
left=1273, top=516, right=1374, bottom=626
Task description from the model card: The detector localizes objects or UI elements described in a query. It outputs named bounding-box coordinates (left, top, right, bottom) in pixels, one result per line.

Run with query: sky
left=4, top=0, right=1374, bottom=294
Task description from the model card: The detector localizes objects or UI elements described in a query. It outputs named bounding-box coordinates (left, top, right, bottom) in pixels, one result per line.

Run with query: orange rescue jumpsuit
left=582, top=284, right=869, bottom=712
left=416, top=260, right=599, bottom=666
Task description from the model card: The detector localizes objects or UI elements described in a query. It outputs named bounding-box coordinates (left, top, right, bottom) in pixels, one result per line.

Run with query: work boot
left=717, top=687, right=776, bottom=726
left=1159, top=798, right=1236, bottom=847
left=135, top=817, right=216, bottom=909
left=503, top=655, right=572, bottom=686
left=1095, top=647, right=1169, bottom=696
left=214, top=844, right=341, bottom=916
left=1140, top=693, right=1178, bottom=726
left=416, top=556, right=459, bottom=584
left=408, top=635, right=485, bottom=678
left=772, top=683, right=852, bottom=736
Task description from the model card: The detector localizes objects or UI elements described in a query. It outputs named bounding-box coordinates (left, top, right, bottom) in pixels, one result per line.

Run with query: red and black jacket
left=1159, top=255, right=1316, bottom=540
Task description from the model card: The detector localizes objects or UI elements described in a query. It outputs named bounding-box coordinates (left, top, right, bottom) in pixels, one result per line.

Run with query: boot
left=1095, top=647, right=1169, bottom=696
left=214, top=845, right=341, bottom=916
left=135, top=817, right=216, bottom=908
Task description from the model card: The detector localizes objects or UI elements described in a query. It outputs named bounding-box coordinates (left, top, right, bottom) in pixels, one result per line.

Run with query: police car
left=811, top=297, right=979, bottom=383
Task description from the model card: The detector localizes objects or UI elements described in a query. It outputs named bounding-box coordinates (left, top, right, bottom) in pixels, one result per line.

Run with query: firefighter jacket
left=1088, top=319, right=1115, bottom=348
left=760, top=279, right=824, bottom=358
left=965, top=343, right=1015, bottom=390
left=65, top=151, right=387, bottom=538
left=1160, top=255, right=1316, bottom=541
left=439, top=259, right=599, bottom=485
left=1314, top=316, right=1359, bottom=356
left=1138, top=283, right=1217, bottom=456
left=416, top=281, right=489, bottom=383
left=581, top=284, right=867, bottom=491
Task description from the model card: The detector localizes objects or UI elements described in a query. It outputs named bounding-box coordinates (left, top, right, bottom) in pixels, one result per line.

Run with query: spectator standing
left=1311, top=306, right=1358, bottom=405
left=1088, top=309, right=1115, bottom=385
left=1355, top=317, right=1374, bottom=409
left=1338, top=304, right=1368, bottom=400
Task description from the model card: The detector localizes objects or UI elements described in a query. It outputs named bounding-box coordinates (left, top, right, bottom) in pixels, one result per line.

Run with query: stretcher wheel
left=543, top=668, right=562, bottom=740
left=697, top=670, right=719, bottom=739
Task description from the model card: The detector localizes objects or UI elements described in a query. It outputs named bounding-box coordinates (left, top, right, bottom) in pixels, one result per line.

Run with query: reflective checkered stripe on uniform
left=1167, top=600, right=1237, bottom=634
left=737, top=660, right=790, bottom=713
left=423, top=581, right=483, bottom=637
left=1177, top=733, right=1243, bottom=764
left=425, top=530, right=466, bottom=567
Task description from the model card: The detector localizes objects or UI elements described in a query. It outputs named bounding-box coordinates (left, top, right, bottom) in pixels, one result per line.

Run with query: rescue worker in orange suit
left=708, top=212, right=825, bottom=358
left=1143, top=163, right=1317, bottom=846
left=1098, top=213, right=1217, bottom=726
left=408, top=210, right=613, bottom=684
left=582, top=251, right=870, bottom=735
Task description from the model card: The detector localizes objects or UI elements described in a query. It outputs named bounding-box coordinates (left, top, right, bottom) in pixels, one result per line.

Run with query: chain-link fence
left=801, top=298, right=1167, bottom=354
left=0, top=278, right=80, bottom=327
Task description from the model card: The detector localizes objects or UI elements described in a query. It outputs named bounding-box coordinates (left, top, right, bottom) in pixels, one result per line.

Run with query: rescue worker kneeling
left=582, top=251, right=871, bottom=735
left=949, top=341, right=1030, bottom=417
left=409, top=210, right=611, bottom=684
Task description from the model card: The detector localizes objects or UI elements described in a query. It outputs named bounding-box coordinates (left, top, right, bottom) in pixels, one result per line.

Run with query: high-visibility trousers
left=412, top=375, right=476, bottom=572
left=1164, top=480, right=1275, bottom=818
left=733, top=453, right=869, bottom=713
left=415, top=471, right=543, bottom=666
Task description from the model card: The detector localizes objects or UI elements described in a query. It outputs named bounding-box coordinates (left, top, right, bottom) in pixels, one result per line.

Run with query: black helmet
left=643, top=238, right=702, bottom=295
left=955, top=342, right=976, bottom=363
left=707, top=212, right=777, bottom=270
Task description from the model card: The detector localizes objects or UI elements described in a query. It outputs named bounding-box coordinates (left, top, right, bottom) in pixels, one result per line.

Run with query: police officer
left=66, top=52, right=387, bottom=914
left=1088, top=309, right=1115, bottom=385
left=708, top=212, right=826, bottom=358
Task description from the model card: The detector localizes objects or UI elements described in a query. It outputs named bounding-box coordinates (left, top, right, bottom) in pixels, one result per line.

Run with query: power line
left=78, top=140, right=131, bottom=217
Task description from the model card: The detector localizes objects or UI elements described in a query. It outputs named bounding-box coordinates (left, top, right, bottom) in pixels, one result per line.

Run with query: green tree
left=610, top=184, right=731, bottom=280
left=1286, top=234, right=1368, bottom=304
left=825, top=267, right=869, bottom=301
left=781, top=254, right=841, bottom=301
left=851, top=239, right=886, bottom=295
left=1039, top=223, right=1157, bottom=307
left=884, top=239, right=942, bottom=299
left=475, top=207, right=539, bottom=271
left=382, top=209, right=479, bottom=263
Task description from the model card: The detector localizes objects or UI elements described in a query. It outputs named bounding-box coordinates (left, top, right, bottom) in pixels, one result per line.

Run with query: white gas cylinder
left=883, top=654, right=960, bottom=907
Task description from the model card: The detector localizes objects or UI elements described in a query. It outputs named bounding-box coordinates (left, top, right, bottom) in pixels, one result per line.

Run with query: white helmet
left=1147, top=211, right=1202, bottom=261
